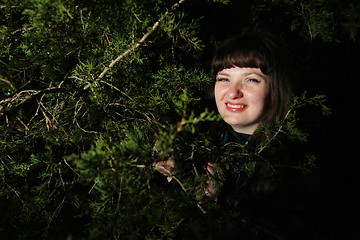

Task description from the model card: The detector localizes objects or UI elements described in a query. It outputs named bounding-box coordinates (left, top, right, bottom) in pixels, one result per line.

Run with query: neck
left=231, top=124, right=258, bottom=135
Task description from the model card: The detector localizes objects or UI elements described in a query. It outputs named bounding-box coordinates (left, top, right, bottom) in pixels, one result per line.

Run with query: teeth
left=227, top=103, right=245, bottom=108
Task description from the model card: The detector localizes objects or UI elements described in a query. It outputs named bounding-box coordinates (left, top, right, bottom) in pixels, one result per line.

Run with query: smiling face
left=214, top=67, right=270, bottom=134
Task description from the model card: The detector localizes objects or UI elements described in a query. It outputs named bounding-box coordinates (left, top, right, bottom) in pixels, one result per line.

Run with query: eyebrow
left=216, top=72, right=266, bottom=78
left=216, top=73, right=230, bottom=77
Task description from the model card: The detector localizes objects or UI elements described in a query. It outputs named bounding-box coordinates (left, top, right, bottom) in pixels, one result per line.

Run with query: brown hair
left=211, top=32, right=292, bottom=144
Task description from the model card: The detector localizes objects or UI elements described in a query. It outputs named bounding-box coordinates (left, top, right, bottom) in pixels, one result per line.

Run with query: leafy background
left=1, top=0, right=359, bottom=239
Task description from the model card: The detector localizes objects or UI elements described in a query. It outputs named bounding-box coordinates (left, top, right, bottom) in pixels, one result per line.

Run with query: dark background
left=195, top=1, right=359, bottom=238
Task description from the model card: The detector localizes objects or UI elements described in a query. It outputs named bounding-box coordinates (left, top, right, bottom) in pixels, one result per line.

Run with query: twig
left=58, top=162, right=65, bottom=188
left=99, top=80, right=132, bottom=100
left=172, top=175, right=187, bottom=192
left=0, top=87, right=67, bottom=115
left=155, top=165, right=187, bottom=192
left=116, top=176, right=123, bottom=212
left=256, top=108, right=292, bottom=155
left=160, top=218, right=184, bottom=240
left=45, top=197, right=66, bottom=237
left=88, top=180, right=98, bottom=194
left=0, top=77, right=16, bottom=90
left=75, top=117, right=99, bottom=134
left=39, top=99, right=59, bottom=130
left=4, top=180, right=25, bottom=207
left=197, top=202, right=207, bottom=214
left=0, top=5, right=17, bottom=9
left=84, top=0, right=186, bottom=90
left=73, top=98, right=99, bottom=134
left=16, top=117, right=28, bottom=133
left=63, top=158, right=80, bottom=177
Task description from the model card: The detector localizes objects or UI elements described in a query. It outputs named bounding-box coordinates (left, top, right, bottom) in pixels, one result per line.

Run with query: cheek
left=214, top=87, right=226, bottom=114
left=247, top=87, right=269, bottom=107
left=214, top=85, right=223, bottom=103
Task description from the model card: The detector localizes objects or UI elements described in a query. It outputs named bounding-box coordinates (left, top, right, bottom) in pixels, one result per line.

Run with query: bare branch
left=0, top=87, right=68, bottom=115
left=84, top=0, right=186, bottom=90
left=99, top=80, right=132, bottom=100
left=63, top=158, right=80, bottom=177
left=0, top=77, right=16, bottom=90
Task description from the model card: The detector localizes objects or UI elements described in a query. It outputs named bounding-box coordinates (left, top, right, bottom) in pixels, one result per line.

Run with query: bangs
left=211, top=36, right=273, bottom=77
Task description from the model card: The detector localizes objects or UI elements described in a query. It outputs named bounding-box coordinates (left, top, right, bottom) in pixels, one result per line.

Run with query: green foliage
left=0, top=0, right=347, bottom=238
left=250, top=0, right=360, bottom=42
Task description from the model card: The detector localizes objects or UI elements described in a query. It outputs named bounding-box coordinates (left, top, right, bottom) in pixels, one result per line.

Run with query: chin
left=223, top=117, right=245, bottom=126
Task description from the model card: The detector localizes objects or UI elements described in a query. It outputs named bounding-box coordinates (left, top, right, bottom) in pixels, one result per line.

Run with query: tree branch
left=84, top=0, right=186, bottom=90
left=0, top=88, right=68, bottom=116
left=256, top=108, right=292, bottom=155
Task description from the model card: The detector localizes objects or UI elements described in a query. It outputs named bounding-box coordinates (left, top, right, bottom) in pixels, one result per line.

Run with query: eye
left=216, top=78, right=229, bottom=82
left=247, top=78, right=260, bottom=83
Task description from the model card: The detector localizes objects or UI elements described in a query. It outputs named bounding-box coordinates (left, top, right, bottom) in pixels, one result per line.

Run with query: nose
left=227, top=83, right=243, bottom=99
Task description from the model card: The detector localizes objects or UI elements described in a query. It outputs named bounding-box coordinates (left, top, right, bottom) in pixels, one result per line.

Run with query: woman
left=207, top=32, right=293, bottom=196
left=157, top=33, right=319, bottom=239
left=187, top=33, right=316, bottom=239
left=156, top=32, right=292, bottom=195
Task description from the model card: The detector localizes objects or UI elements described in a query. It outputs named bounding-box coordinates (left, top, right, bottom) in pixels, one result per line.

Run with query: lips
left=226, top=102, right=247, bottom=112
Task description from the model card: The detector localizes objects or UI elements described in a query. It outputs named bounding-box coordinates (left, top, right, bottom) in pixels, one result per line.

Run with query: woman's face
left=214, top=67, right=270, bottom=134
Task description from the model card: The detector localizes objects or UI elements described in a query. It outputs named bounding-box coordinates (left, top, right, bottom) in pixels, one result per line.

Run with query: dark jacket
left=186, top=121, right=320, bottom=240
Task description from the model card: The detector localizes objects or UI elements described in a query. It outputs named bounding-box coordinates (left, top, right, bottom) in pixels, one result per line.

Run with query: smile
left=226, top=103, right=245, bottom=109
left=225, top=103, right=247, bottom=112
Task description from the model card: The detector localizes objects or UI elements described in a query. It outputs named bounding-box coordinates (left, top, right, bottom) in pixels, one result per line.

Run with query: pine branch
left=256, top=108, right=292, bottom=155
left=256, top=93, right=329, bottom=155
left=0, top=88, right=68, bottom=115
left=84, top=0, right=186, bottom=90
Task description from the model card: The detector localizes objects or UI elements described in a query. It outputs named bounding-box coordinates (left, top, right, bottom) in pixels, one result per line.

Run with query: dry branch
left=0, top=88, right=68, bottom=115
left=83, top=0, right=186, bottom=90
